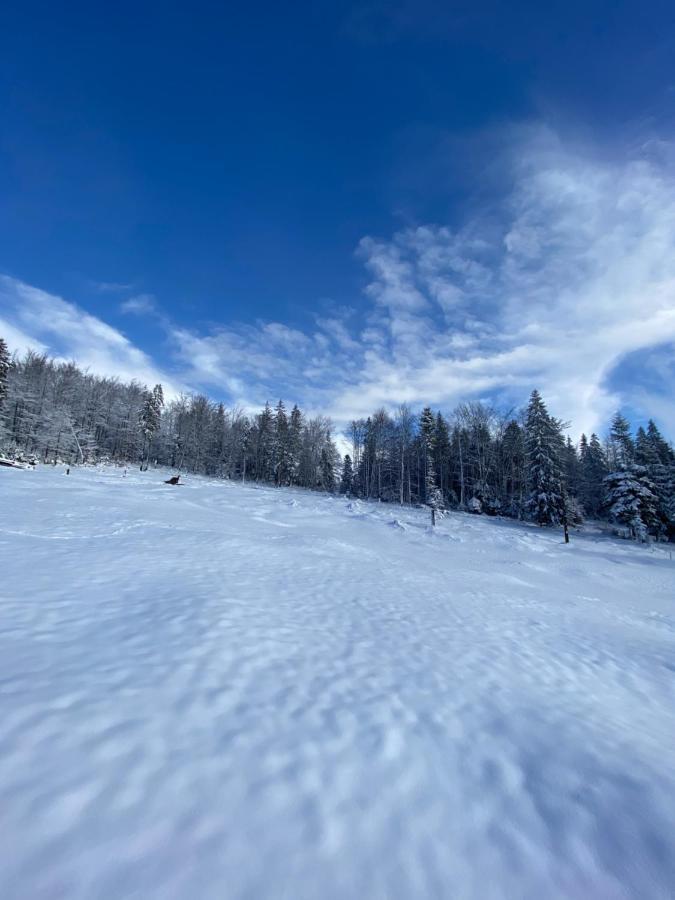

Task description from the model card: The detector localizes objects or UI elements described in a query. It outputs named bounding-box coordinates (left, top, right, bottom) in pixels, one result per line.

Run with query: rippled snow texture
left=1, top=466, right=674, bottom=899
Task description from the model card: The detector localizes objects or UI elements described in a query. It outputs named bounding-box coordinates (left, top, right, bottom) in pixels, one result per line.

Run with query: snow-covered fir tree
left=603, top=465, right=659, bottom=541
left=418, top=406, right=437, bottom=505
left=603, top=413, right=666, bottom=541
left=607, top=412, right=634, bottom=470
left=525, top=390, right=566, bottom=526
left=426, top=479, right=444, bottom=526
left=288, top=404, right=303, bottom=485
left=417, top=406, right=443, bottom=524
left=635, top=421, right=675, bottom=537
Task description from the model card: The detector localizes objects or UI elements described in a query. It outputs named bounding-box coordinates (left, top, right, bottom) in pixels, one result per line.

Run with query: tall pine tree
left=525, top=390, right=565, bottom=525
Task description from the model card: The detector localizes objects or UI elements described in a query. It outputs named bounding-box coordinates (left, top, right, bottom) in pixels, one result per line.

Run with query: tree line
left=0, top=345, right=339, bottom=492
left=1, top=338, right=673, bottom=540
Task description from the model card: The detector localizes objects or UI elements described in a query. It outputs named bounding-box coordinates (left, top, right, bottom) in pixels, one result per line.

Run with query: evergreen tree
left=646, top=419, right=674, bottom=465
left=416, top=407, right=443, bottom=523
left=340, top=454, right=354, bottom=495
left=525, top=390, right=565, bottom=525
left=152, top=383, right=164, bottom=412
left=604, top=465, right=659, bottom=541
left=607, top=412, right=634, bottom=469
left=579, top=433, right=607, bottom=517
left=319, top=445, right=336, bottom=491
left=255, top=402, right=274, bottom=481
left=635, top=423, right=674, bottom=537
left=288, top=404, right=303, bottom=484
left=418, top=406, right=437, bottom=505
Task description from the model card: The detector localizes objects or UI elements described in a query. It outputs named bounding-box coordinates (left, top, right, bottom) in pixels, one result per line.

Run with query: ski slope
left=1, top=465, right=674, bottom=899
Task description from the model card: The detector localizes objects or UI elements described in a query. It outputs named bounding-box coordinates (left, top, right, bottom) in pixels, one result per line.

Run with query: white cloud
left=120, top=293, right=157, bottom=316
left=0, top=276, right=182, bottom=397
left=0, top=316, right=46, bottom=356
left=326, top=128, right=675, bottom=435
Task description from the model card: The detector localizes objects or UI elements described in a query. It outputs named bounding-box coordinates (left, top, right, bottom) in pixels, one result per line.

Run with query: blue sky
left=1, top=0, right=675, bottom=438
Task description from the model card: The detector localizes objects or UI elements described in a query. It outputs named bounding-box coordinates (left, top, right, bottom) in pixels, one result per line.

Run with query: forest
left=1, top=338, right=673, bottom=541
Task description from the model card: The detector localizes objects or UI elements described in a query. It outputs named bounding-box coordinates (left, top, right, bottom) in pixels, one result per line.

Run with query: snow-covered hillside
left=1, top=466, right=674, bottom=899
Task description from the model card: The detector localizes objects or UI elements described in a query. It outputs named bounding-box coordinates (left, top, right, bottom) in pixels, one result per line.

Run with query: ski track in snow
left=0, top=466, right=674, bottom=899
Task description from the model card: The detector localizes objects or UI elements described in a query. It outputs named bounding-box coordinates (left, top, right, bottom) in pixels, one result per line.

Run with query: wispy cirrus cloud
left=120, top=293, right=157, bottom=316
left=90, top=280, right=134, bottom=294
left=167, top=318, right=363, bottom=413
left=0, top=276, right=182, bottom=396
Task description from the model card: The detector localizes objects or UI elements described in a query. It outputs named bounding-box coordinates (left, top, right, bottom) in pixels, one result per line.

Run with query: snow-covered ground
left=1, top=465, right=674, bottom=899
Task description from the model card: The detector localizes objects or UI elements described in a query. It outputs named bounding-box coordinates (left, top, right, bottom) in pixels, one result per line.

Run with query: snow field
left=0, top=465, right=674, bottom=899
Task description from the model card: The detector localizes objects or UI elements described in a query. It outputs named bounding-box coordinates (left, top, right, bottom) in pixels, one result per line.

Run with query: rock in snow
left=0, top=465, right=674, bottom=899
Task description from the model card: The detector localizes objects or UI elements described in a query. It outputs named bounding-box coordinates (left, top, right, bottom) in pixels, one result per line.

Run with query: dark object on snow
left=164, top=475, right=180, bottom=485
